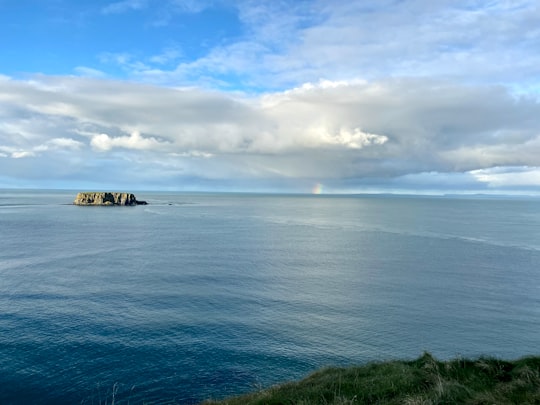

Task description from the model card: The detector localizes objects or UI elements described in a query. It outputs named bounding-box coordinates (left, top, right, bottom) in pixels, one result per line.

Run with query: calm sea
left=1, top=190, right=539, bottom=404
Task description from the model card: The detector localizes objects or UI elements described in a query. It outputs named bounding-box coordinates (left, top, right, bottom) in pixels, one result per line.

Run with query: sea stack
left=73, top=192, right=147, bottom=206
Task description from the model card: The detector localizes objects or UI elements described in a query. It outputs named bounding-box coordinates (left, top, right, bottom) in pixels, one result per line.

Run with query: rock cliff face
left=73, top=192, right=147, bottom=206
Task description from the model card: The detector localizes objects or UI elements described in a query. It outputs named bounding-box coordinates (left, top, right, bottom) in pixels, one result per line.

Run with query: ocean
left=1, top=190, right=539, bottom=404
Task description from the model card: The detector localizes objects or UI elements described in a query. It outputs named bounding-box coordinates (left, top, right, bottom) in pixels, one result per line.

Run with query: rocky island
left=73, top=192, right=147, bottom=206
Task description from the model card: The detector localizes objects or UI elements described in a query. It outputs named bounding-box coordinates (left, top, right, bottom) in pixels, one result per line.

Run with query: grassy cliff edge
left=203, top=353, right=540, bottom=404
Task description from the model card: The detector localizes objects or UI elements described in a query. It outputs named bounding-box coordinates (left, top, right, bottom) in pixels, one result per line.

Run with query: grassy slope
left=203, top=353, right=540, bottom=405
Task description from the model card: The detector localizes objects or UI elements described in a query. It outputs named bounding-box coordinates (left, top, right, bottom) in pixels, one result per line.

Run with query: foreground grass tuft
left=203, top=353, right=540, bottom=404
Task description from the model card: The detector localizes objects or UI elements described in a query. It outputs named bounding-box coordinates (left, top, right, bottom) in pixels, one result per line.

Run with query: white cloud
left=48, top=137, right=84, bottom=149
left=470, top=166, right=540, bottom=187
left=0, top=137, right=84, bottom=159
left=320, top=128, right=388, bottom=149
left=0, top=146, right=16, bottom=157
left=91, top=131, right=168, bottom=151
left=11, top=151, right=36, bottom=159
left=169, top=151, right=213, bottom=158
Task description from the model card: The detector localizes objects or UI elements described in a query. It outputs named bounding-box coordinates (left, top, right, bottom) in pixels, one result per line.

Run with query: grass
left=202, top=352, right=540, bottom=404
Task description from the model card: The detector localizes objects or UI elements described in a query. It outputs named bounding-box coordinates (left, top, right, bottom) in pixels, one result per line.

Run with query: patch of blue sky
left=1, top=0, right=243, bottom=78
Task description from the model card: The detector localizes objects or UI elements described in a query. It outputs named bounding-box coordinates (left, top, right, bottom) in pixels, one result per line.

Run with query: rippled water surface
left=1, top=190, right=539, bottom=404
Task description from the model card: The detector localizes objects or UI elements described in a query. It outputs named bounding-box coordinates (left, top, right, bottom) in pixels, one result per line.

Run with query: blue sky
left=1, top=0, right=540, bottom=194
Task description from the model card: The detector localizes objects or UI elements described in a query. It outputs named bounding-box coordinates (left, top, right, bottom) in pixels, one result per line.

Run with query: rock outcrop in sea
left=73, top=192, right=147, bottom=206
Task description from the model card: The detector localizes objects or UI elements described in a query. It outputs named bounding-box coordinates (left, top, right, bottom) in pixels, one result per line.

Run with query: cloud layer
left=1, top=75, right=540, bottom=192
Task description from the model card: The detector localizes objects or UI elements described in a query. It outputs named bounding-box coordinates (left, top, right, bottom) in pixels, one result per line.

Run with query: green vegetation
left=203, top=353, right=540, bottom=405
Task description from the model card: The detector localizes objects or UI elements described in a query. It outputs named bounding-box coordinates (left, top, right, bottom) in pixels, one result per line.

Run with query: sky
left=1, top=0, right=540, bottom=194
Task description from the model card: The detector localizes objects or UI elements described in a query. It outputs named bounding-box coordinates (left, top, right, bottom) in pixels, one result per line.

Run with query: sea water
left=0, top=190, right=539, bottom=404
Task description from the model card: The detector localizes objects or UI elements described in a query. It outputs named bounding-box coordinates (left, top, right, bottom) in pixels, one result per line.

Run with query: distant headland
left=73, top=192, right=147, bottom=206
